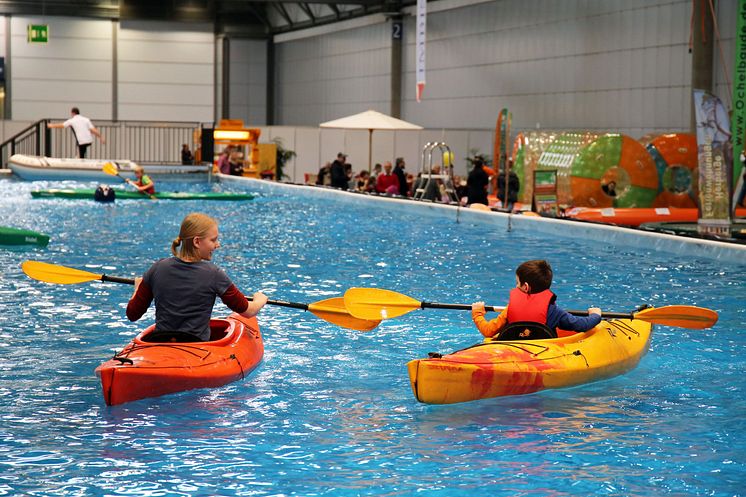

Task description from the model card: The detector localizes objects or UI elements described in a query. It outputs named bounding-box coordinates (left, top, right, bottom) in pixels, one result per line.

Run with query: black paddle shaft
left=102, top=275, right=135, bottom=285
left=421, top=301, right=633, bottom=319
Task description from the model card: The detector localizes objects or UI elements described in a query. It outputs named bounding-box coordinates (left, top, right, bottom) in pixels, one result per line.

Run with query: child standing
left=472, top=259, right=601, bottom=338
left=126, top=212, right=268, bottom=342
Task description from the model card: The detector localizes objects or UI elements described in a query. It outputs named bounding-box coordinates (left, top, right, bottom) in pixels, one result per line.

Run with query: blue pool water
left=0, top=177, right=744, bottom=496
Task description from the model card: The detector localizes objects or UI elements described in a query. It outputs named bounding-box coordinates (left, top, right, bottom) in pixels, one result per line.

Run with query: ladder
left=413, top=142, right=459, bottom=203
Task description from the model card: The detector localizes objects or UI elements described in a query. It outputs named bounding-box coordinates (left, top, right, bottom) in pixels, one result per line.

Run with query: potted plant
left=273, top=137, right=296, bottom=182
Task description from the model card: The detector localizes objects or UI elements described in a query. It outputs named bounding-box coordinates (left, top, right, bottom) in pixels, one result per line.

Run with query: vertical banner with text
left=731, top=1, right=746, bottom=212
left=415, top=0, right=426, bottom=102
left=693, top=89, right=732, bottom=233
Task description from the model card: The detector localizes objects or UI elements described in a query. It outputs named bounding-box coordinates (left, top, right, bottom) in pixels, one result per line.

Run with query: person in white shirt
left=47, top=107, right=105, bottom=158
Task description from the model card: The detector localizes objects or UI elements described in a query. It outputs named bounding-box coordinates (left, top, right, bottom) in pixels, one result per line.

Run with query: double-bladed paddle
left=102, top=162, right=156, bottom=199
left=343, top=287, right=718, bottom=330
left=22, top=260, right=379, bottom=331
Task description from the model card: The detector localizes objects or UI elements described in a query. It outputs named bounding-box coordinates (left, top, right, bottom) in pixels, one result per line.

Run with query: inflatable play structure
left=508, top=128, right=699, bottom=211
left=641, top=133, right=699, bottom=209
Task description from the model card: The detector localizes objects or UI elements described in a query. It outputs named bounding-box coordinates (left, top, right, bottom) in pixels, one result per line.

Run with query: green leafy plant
left=273, top=137, right=296, bottom=181
left=465, top=148, right=492, bottom=168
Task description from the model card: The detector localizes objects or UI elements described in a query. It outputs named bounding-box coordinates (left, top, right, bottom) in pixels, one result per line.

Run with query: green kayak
left=30, top=189, right=255, bottom=201
left=0, top=226, right=50, bottom=247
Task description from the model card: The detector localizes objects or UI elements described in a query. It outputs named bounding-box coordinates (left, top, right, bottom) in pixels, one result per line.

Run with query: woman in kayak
left=471, top=259, right=601, bottom=339
left=126, top=212, right=268, bottom=342
left=125, top=165, right=156, bottom=195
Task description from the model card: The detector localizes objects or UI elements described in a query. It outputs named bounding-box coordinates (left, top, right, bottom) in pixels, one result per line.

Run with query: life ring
left=646, top=133, right=698, bottom=208
left=569, top=134, right=658, bottom=208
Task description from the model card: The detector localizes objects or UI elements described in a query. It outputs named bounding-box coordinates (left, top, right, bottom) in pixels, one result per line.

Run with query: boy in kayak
left=125, top=165, right=156, bottom=195
left=471, top=259, right=601, bottom=339
left=126, top=212, right=268, bottom=342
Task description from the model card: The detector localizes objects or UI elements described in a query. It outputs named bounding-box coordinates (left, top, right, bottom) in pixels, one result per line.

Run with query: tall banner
left=732, top=1, right=746, bottom=213
left=415, top=0, right=426, bottom=102
left=693, top=89, right=732, bottom=234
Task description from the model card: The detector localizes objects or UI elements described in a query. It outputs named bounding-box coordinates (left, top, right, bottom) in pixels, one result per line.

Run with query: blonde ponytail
left=172, top=213, right=217, bottom=260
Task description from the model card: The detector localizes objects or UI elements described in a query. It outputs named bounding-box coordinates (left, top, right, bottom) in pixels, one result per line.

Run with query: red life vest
left=136, top=174, right=155, bottom=195
left=506, top=288, right=556, bottom=324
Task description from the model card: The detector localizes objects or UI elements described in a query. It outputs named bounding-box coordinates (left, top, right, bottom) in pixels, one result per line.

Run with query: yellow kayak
left=407, top=318, right=652, bottom=404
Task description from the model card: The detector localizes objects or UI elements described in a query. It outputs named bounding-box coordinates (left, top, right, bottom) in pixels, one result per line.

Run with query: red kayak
left=564, top=207, right=746, bottom=227
left=95, top=313, right=263, bottom=405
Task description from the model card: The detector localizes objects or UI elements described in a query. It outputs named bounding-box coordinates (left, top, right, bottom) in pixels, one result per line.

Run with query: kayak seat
left=208, top=320, right=231, bottom=341
left=140, top=321, right=231, bottom=343
left=494, top=321, right=557, bottom=341
left=142, top=331, right=203, bottom=343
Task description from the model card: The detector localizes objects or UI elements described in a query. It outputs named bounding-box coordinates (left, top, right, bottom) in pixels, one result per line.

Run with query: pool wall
left=220, top=175, right=746, bottom=263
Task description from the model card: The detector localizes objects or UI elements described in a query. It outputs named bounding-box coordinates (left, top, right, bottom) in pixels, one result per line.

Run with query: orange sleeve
left=472, top=306, right=508, bottom=338
left=483, top=166, right=496, bottom=177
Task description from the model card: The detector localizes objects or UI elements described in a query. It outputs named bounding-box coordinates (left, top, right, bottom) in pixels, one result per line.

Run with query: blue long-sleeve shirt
left=547, top=304, right=602, bottom=332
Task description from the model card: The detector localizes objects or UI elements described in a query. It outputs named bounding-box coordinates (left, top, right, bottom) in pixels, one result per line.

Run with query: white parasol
left=320, top=110, right=423, bottom=171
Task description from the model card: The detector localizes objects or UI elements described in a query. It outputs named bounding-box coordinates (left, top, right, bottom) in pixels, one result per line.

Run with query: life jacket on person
left=497, top=288, right=557, bottom=340
left=135, top=175, right=156, bottom=195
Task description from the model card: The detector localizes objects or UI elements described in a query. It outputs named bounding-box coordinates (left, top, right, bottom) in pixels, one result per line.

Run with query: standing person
left=47, top=107, right=105, bottom=158
left=126, top=212, right=268, bottom=342
left=181, top=144, right=194, bottom=165
left=496, top=161, right=521, bottom=210
left=471, top=259, right=602, bottom=339
left=217, top=146, right=232, bottom=175
left=330, top=153, right=349, bottom=189
left=393, top=157, right=408, bottom=196
left=125, top=164, right=156, bottom=195
left=466, top=157, right=490, bottom=205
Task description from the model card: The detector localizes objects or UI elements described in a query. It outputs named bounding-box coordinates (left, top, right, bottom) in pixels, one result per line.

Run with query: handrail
left=0, top=119, right=46, bottom=148
left=1, top=119, right=204, bottom=168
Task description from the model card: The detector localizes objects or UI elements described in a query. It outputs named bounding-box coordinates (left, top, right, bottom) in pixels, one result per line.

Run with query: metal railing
left=0, top=120, right=48, bottom=168
left=0, top=119, right=203, bottom=168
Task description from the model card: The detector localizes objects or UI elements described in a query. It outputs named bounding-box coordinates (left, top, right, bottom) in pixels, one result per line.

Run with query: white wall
left=274, top=22, right=392, bottom=125
left=400, top=0, right=697, bottom=136
left=254, top=125, right=494, bottom=183
left=228, top=38, right=267, bottom=125
left=118, top=20, right=213, bottom=122
left=11, top=16, right=113, bottom=121
left=271, top=0, right=736, bottom=139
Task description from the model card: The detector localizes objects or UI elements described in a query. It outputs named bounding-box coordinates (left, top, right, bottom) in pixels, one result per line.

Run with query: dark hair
left=473, top=157, right=484, bottom=168
left=516, top=259, right=553, bottom=293
left=395, top=157, right=405, bottom=167
left=71, top=107, right=80, bottom=115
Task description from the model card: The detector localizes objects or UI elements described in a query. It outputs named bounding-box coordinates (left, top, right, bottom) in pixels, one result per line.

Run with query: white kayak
left=8, top=154, right=209, bottom=181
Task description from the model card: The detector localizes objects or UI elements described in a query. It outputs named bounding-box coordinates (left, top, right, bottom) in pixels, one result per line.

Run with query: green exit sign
left=27, top=24, right=48, bottom=43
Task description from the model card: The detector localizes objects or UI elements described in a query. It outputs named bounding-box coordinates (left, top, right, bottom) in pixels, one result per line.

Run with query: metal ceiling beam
left=272, top=2, right=294, bottom=28
left=298, top=3, right=315, bottom=23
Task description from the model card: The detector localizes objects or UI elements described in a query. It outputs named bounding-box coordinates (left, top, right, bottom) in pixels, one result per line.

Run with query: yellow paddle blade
left=634, top=305, right=718, bottom=329
left=102, top=162, right=120, bottom=176
left=308, top=297, right=380, bottom=331
left=22, top=260, right=102, bottom=284
left=344, top=288, right=422, bottom=320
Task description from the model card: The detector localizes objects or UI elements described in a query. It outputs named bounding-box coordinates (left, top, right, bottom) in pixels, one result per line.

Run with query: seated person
left=125, top=165, right=155, bottom=195
left=228, top=150, right=243, bottom=176
left=471, top=259, right=601, bottom=340
left=316, top=162, right=331, bottom=185
left=375, top=162, right=399, bottom=194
